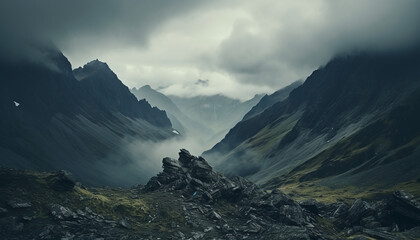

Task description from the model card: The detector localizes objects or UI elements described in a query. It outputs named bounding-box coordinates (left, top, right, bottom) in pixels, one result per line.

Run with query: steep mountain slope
left=266, top=87, right=420, bottom=190
left=242, top=80, right=302, bottom=120
left=170, top=94, right=264, bottom=146
left=204, top=49, right=420, bottom=187
left=130, top=85, right=212, bottom=137
left=0, top=44, right=174, bottom=187
left=74, top=62, right=171, bottom=128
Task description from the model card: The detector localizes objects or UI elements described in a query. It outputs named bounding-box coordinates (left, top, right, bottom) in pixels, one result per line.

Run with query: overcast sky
left=1, top=0, right=420, bottom=100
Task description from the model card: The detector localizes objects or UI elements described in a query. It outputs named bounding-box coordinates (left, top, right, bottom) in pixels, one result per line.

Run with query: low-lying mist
left=92, top=134, right=207, bottom=188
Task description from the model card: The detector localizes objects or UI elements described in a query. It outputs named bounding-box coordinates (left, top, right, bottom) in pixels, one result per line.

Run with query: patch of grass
left=346, top=235, right=376, bottom=240
left=276, top=180, right=420, bottom=203
left=247, top=117, right=298, bottom=153
left=0, top=168, right=186, bottom=235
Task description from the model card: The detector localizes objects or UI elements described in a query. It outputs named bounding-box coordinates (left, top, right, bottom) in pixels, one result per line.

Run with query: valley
left=1, top=1, right=420, bottom=239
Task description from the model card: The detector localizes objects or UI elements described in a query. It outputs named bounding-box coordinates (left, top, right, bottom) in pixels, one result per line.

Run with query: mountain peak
left=82, top=59, right=110, bottom=71
left=73, top=59, right=114, bottom=81
left=140, top=84, right=152, bottom=90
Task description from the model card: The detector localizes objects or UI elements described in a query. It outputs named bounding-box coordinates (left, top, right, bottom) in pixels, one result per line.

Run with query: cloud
left=1, top=0, right=419, bottom=100
left=195, top=79, right=210, bottom=87
left=215, top=0, right=420, bottom=86
left=0, top=0, right=203, bottom=46
left=103, top=134, right=208, bottom=186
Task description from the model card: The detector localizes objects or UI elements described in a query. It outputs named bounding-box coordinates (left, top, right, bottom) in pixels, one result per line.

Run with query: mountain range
left=1, top=42, right=420, bottom=240
left=131, top=85, right=267, bottom=149
left=131, top=85, right=213, bottom=140
left=204, top=48, right=420, bottom=198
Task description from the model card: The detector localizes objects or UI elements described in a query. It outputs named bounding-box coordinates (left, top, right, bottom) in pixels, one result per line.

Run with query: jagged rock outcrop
left=142, top=150, right=325, bottom=239
left=1, top=155, right=420, bottom=239
left=141, top=149, right=420, bottom=239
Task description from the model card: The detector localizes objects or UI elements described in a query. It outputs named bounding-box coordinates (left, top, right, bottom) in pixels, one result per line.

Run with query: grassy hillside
left=264, top=89, right=420, bottom=202
left=0, top=168, right=187, bottom=239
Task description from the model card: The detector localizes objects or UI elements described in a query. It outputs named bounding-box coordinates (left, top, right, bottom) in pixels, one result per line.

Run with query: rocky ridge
left=0, top=150, right=420, bottom=239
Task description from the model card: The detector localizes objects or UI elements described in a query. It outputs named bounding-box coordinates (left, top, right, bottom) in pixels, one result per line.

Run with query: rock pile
left=1, top=151, right=419, bottom=239
left=141, top=149, right=420, bottom=239
left=142, top=149, right=320, bottom=239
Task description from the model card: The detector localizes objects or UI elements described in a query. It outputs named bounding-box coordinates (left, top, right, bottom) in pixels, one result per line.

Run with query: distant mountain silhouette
left=242, top=80, right=302, bottom=121
left=131, top=85, right=211, bottom=137
left=169, top=94, right=264, bottom=147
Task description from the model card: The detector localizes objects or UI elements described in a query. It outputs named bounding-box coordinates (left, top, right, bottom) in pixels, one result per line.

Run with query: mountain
left=203, top=49, right=420, bottom=195
left=265, top=87, right=420, bottom=190
left=242, top=80, right=303, bottom=121
left=73, top=62, right=171, bottom=128
left=0, top=44, right=174, bottom=187
left=130, top=85, right=212, bottom=138
left=169, top=94, right=264, bottom=147
left=132, top=85, right=264, bottom=149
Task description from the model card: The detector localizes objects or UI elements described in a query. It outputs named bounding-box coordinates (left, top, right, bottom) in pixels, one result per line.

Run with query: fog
left=92, top=134, right=207, bottom=187
left=2, top=0, right=420, bottom=100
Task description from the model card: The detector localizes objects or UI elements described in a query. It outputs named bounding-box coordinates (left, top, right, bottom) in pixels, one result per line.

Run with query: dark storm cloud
left=0, top=0, right=202, bottom=54
left=1, top=0, right=420, bottom=99
left=216, top=0, right=420, bottom=86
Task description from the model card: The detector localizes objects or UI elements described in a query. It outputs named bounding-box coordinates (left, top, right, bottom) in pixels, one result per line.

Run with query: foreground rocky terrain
left=1, top=149, right=420, bottom=239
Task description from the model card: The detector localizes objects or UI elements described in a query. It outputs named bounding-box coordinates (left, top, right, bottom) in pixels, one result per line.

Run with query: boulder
left=179, top=149, right=195, bottom=166
left=345, top=199, right=373, bottom=225
left=246, top=222, right=262, bottom=233
left=144, top=177, right=162, bottom=192
left=299, top=199, right=320, bottom=214
left=278, top=204, right=305, bottom=225
left=392, top=190, right=420, bottom=222
left=271, top=190, right=296, bottom=207
left=7, top=200, right=32, bottom=209
left=47, top=170, right=76, bottom=191
left=251, top=200, right=278, bottom=220
left=50, top=204, right=77, bottom=220
left=119, top=218, right=131, bottom=229
left=360, top=216, right=375, bottom=226
left=208, top=210, right=222, bottom=220
left=162, top=157, right=181, bottom=174
left=333, top=203, right=349, bottom=218
left=191, top=157, right=213, bottom=181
